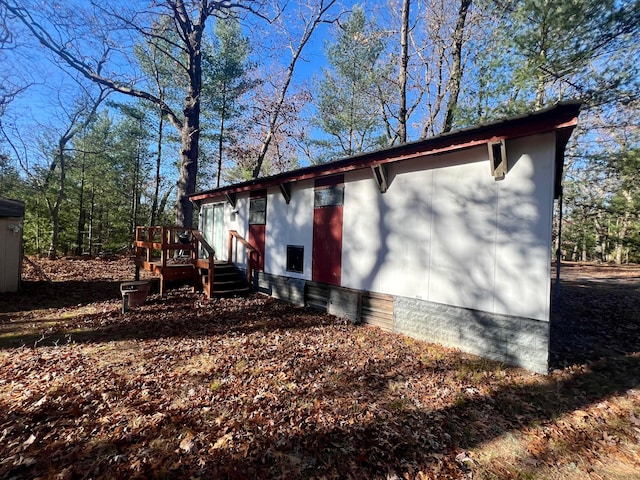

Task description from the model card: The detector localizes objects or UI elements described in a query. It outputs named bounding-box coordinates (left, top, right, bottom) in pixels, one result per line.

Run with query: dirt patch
left=553, top=261, right=640, bottom=283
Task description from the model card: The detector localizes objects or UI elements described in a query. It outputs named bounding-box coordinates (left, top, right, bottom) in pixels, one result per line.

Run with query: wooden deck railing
left=134, top=226, right=198, bottom=268
left=134, top=226, right=257, bottom=297
left=228, top=230, right=259, bottom=286
left=134, top=226, right=217, bottom=296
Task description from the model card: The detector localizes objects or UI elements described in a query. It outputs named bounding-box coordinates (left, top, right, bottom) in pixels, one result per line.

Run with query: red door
left=248, top=191, right=266, bottom=271
left=312, top=176, right=344, bottom=286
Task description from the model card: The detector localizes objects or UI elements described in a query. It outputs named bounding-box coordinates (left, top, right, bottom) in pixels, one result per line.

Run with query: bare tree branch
left=252, top=0, right=340, bottom=178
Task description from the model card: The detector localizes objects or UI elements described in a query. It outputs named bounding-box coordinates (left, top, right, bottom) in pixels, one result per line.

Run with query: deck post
left=208, top=255, right=215, bottom=298
left=161, top=226, right=168, bottom=269
left=247, top=252, right=254, bottom=286
left=146, top=227, right=153, bottom=263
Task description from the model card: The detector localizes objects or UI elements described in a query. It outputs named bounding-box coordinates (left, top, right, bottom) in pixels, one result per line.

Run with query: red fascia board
left=190, top=101, right=581, bottom=203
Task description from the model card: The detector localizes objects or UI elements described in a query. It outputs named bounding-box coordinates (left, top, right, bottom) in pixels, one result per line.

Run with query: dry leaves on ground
left=0, top=257, right=639, bottom=479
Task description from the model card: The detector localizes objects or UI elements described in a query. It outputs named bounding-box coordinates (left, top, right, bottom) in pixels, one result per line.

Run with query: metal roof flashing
left=190, top=101, right=581, bottom=203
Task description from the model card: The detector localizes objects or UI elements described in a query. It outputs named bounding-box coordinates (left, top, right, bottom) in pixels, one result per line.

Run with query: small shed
left=0, top=198, right=25, bottom=293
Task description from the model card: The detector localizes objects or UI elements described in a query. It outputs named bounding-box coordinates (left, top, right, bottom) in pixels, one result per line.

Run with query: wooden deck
left=133, top=226, right=257, bottom=298
left=133, top=226, right=215, bottom=298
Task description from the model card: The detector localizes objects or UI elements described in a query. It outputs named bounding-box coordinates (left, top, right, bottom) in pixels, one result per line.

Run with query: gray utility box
left=120, top=280, right=151, bottom=312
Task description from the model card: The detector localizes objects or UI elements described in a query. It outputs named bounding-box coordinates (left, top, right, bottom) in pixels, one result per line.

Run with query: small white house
left=190, top=102, right=581, bottom=373
left=0, top=198, right=25, bottom=293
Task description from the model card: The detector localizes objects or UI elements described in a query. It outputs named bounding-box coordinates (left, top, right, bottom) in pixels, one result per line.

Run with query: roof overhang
left=190, top=100, right=581, bottom=203
left=0, top=198, right=26, bottom=218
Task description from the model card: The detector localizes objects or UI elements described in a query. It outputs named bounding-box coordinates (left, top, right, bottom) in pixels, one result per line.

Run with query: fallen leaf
left=179, top=430, right=196, bottom=453
left=23, top=434, right=36, bottom=447
left=212, top=432, right=233, bottom=450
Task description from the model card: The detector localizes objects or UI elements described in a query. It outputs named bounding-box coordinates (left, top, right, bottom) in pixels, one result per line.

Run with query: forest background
left=0, top=0, right=638, bottom=263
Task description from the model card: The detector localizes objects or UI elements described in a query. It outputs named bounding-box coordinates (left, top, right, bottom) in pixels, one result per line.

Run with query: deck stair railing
left=191, top=230, right=216, bottom=297
left=228, top=230, right=259, bottom=287
left=133, top=226, right=258, bottom=298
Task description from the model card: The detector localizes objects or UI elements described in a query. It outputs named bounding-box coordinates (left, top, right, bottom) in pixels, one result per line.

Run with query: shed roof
left=0, top=198, right=25, bottom=218
left=190, top=100, right=581, bottom=203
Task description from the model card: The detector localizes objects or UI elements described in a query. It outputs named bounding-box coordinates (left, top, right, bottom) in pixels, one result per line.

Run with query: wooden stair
left=200, top=261, right=250, bottom=297
left=135, top=227, right=258, bottom=300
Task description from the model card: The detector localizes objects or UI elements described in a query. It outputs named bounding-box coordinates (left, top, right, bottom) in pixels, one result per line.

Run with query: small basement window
left=286, top=245, right=304, bottom=273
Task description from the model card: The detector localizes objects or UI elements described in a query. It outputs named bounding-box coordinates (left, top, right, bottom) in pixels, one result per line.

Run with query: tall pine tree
left=202, top=17, right=258, bottom=187
left=313, top=6, right=391, bottom=159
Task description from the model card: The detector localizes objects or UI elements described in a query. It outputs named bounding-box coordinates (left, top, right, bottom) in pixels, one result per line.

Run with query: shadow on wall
left=346, top=147, right=535, bottom=313
left=342, top=147, right=551, bottom=370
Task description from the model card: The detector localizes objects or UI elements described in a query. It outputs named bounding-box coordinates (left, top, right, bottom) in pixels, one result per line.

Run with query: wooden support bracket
left=371, top=164, right=389, bottom=193
left=225, top=192, right=237, bottom=209
left=279, top=182, right=292, bottom=204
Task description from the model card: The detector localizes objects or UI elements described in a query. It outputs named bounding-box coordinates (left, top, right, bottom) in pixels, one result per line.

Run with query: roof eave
left=0, top=198, right=26, bottom=218
left=190, top=100, right=581, bottom=203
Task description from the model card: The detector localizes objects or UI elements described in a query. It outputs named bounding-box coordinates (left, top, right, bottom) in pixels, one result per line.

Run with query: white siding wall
left=265, top=180, right=314, bottom=279
left=341, top=133, right=556, bottom=321
left=202, top=132, right=556, bottom=323
left=494, top=134, right=556, bottom=320
left=206, top=182, right=315, bottom=277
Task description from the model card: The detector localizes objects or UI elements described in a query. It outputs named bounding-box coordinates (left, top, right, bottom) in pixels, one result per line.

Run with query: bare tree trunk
left=397, top=0, right=410, bottom=144
left=534, top=2, right=551, bottom=109
left=35, top=199, right=41, bottom=255
left=150, top=109, right=163, bottom=227
left=176, top=92, right=200, bottom=228
left=442, top=0, right=472, bottom=133
left=594, top=214, right=607, bottom=262
left=130, top=133, right=141, bottom=239
left=75, top=149, right=86, bottom=255
left=615, top=198, right=632, bottom=264
left=46, top=91, right=108, bottom=258
left=47, top=143, right=66, bottom=259
left=216, top=94, right=227, bottom=188
left=89, top=186, right=95, bottom=255
left=173, top=0, right=205, bottom=228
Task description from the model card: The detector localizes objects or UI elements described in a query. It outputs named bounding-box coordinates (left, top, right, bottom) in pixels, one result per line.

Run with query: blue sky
left=1, top=0, right=385, bottom=181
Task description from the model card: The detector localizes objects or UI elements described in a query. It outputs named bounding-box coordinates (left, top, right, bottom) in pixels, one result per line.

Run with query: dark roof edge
left=190, top=100, right=582, bottom=202
left=0, top=198, right=26, bottom=218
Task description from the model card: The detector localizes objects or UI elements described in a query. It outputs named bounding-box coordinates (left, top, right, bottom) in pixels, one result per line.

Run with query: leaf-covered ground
left=1, top=257, right=639, bottom=479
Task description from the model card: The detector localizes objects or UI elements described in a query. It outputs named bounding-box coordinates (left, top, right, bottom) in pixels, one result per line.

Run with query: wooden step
left=199, top=262, right=250, bottom=298
left=213, top=286, right=251, bottom=297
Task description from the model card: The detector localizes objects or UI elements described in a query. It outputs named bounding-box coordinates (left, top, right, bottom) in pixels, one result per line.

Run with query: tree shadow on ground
left=215, top=355, right=639, bottom=479
left=0, top=280, right=124, bottom=313
left=2, top=342, right=637, bottom=479
left=550, top=277, right=640, bottom=368
left=0, top=291, right=338, bottom=350
left=2, top=269, right=640, bottom=478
